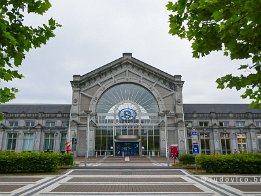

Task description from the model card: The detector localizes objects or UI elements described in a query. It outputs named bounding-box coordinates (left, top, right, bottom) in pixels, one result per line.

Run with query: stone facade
left=0, top=54, right=261, bottom=156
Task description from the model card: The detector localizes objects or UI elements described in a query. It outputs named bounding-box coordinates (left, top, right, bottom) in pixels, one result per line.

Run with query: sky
left=7, top=0, right=250, bottom=104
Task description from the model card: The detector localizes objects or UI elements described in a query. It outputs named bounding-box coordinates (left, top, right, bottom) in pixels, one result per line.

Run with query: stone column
left=249, top=130, right=257, bottom=152
left=0, top=129, right=4, bottom=150
left=54, top=132, right=60, bottom=152
left=16, top=131, right=23, bottom=152
left=89, top=126, right=95, bottom=156
left=213, top=128, right=221, bottom=154
left=231, top=131, right=238, bottom=153
left=34, top=129, right=42, bottom=152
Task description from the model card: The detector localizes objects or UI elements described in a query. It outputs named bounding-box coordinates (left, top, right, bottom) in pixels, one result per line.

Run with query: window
left=219, top=121, right=229, bottom=127
left=237, top=133, right=247, bottom=152
left=255, top=121, right=261, bottom=127
left=257, top=134, right=261, bottom=151
left=7, top=133, right=17, bottom=150
left=199, top=121, right=209, bottom=127
left=185, top=121, right=193, bottom=127
left=9, top=121, right=18, bottom=127
left=23, top=133, right=34, bottom=151
left=200, top=131, right=210, bottom=154
left=25, top=121, right=35, bottom=127
left=60, top=133, right=67, bottom=152
left=235, top=121, right=245, bottom=127
left=46, top=121, right=55, bottom=127
left=96, top=83, right=159, bottom=113
left=220, top=133, right=231, bottom=154
left=43, top=133, right=54, bottom=151
left=62, top=121, right=69, bottom=127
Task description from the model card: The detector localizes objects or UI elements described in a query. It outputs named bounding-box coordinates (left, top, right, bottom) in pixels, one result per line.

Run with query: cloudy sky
left=7, top=0, right=250, bottom=104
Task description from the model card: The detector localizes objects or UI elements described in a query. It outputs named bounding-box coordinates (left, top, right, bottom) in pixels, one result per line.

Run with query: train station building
left=0, top=53, right=261, bottom=156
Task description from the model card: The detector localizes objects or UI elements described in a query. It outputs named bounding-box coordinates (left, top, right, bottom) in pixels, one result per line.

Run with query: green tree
left=167, top=0, right=261, bottom=108
left=0, top=0, right=61, bottom=119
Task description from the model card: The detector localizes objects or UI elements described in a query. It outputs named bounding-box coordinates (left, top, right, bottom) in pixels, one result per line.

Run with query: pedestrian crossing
left=152, top=162, right=168, bottom=166
left=79, top=162, right=168, bottom=167
left=79, top=163, right=103, bottom=167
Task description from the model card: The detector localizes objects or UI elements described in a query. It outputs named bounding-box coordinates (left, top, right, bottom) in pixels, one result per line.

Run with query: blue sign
left=192, top=144, right=199, bottom=155
left=192, top=132, right=198, bottom=136
left=118, top=108, right=137, bottom=121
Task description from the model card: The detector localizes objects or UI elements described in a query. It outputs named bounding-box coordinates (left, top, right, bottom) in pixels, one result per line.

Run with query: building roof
left=0, top=104, right=260, bottom=114
left=0, top=104, right=71, bottom=114
left=183, top=104, right=261, bottom=113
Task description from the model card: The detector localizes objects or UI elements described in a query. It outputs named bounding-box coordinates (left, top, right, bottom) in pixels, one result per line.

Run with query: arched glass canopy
left=96, top=83, right=159, bottom=114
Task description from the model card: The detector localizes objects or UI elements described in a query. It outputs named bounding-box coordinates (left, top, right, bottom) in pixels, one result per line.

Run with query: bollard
left=158, top=152, right=159, bottom=157
left=105, top=152, right=107, bottom=157
left=96, top=152, right=98, bottom=158
left=122, top=152, right=124, bottom=157
left=149, top=152, right=150, bottom=157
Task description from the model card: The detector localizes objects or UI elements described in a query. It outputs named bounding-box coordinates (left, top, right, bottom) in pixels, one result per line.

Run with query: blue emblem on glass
left=118, top=108, right=137, bottom=120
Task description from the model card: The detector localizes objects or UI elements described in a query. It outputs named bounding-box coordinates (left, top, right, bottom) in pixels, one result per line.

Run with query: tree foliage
left=0, top=0, right=61, bottom=118
left=167, top=0, right=261, bottom=108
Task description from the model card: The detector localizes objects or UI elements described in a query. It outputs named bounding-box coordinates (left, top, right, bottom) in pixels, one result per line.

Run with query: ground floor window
left=200, top=131, right=210, bottom=154
left=23, top=133, right=34, bottom=151
left=43, top=133, right=54, bottom=151
left=60, top=133, right=67, bottom=152
left=7, top=133, right=17, bottom=151
left=140, top=126, right=159, bottom=155
left=237, top=133, right=247, bottom=152
left=187, top=138, right=192, bottom=154
left=95, top=125, right=159, bottom=156
left=95, top=126, right=113, bottom=155
left=220, top=133, right=231, bottom=154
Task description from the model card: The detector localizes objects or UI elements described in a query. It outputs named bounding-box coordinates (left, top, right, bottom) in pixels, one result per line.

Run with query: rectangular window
left=62, top=121, right=69, bottom=127
left=220, top=133, right=231, bottom=154
left=219, top=121, right=229, bottom=127
left=199, top=121, right=209, bottom=127
left=46, top=121, right=55, bottom=127
left=60, top=133, right=67, bottom=152
left=43, top=133, right=54, bottom=151
left=200, top=131, right=210, bottom=154
left=255, top=121, right=261, bottom=127
left=237, top=133, right=247, bottom=152
left=9, top=121, right=18, bottom=127
left=23, top=133, right=34, bottom=151
left=185, top=121, right=193, bottom=127
left=235, top=121, right=245, bottom=127
left=25, top=121, right=35, bottom=127
left=7, top=133, right=17, bottom=150
left=187, top=138, right=192, bottom=154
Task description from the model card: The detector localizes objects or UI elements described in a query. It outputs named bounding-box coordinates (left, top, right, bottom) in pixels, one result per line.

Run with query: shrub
left=57, top=153, right=74, bottom=166
left=179, top=154, right=195, bottom=165
left=0, top=151, right=73, bottom=173
left=196, top=153, right=261, bottom=174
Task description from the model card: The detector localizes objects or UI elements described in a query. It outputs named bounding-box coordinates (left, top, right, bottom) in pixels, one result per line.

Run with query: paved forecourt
left=1, top=169, right=261, bottom=195
left=0, top=155, right=261, bottom=195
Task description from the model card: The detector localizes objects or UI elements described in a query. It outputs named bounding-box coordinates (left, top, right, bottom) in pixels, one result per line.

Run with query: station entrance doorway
left=115, top=142, right=139, bottom=156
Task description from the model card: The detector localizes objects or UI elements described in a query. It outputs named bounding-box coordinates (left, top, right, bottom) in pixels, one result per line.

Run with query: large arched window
left=96, top=83, right=159, bottom=114
left=95, top=83, right=160, bottom=156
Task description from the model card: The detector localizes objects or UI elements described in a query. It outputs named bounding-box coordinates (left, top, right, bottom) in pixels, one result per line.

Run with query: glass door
left=115, top=142, right=139, bottom=156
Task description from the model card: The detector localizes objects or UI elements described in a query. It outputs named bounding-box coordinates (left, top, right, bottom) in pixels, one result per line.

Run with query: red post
left=66, top=141, right=71, bottom=154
